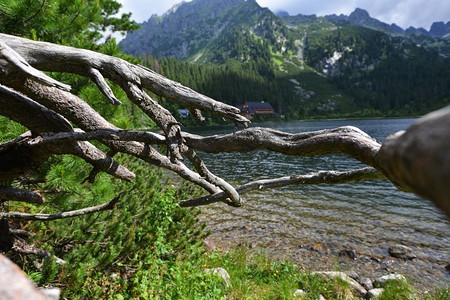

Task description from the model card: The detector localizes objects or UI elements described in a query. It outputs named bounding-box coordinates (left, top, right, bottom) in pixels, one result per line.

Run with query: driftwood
left=0, top=32, right=449, bottom=236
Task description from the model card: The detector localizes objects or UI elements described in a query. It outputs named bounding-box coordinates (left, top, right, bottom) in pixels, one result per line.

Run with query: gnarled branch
left=1, top=192, right=122, bottom=221
left=183, top=126, right=381, bottom=167
left=0, top=33, right=449, bottom=217
left=179, top=167, right=384, bottom=207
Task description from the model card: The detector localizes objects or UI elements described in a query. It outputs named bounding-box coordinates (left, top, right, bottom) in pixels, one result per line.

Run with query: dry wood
left=0, top=33, right=449, bottom=218
left=179, top=167, right=384, bottom=206
left=1, top=193, right=123, bottom=221
left=0, top=187, right=45, bottom=204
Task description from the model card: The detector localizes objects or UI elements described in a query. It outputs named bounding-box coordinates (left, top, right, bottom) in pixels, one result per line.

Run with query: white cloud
left=118, top=0, right=190, bottom=23
left=256, top=0, right=450, bottom=30
left=117, top=0, right=450, bottom=30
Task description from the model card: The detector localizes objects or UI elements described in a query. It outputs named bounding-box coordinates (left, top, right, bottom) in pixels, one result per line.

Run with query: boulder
left=374, top=274, right=406, bottom=287
left=359, top=277, right=373, bottom=291
left=367, top=288, right=384, bottom=299
left=345, top=270, right=360, bottom=281
left=388, top=245, right=417, bottom=260
left=312, top=271, right=367, bottom=297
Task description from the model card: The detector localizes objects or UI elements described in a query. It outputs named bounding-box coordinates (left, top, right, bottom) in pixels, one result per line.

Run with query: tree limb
left=27, top=128, right=166, bottom=146
left=1, top=192, right=123, bottom=221
left=0, top=42, right=70, bottom=91
left=180, top=167, right=384, bottom=207
left=0, top=187, right=45, bottom=204
left=0, top=84, right=135, bottom=182
left=12, top=239, right=66, bottom=265
left=88, top=67, right=121, bottom=105
left=183, top=126, right=381, bottom=167
left=183, top=148, right=242, bottom=206
left=0, top=33, right=249, bottom=125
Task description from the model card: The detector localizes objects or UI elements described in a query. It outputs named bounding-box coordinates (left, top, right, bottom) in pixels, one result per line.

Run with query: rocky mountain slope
left=119, top=0, right=450, bottom=118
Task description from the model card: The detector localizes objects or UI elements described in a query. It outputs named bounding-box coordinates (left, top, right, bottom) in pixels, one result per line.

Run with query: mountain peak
left=348, top=8, right=371, bottom=25
left=429, top=21, right=450, bottom=36
left=119, top=0, right=271, bottom=58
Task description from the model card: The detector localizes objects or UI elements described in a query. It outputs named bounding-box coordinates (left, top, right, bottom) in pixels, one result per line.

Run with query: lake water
left=186, top=118, right=450, bottom=291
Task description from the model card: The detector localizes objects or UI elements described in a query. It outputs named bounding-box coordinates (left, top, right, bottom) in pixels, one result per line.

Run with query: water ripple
left=190, top=119, right=450, bottom=289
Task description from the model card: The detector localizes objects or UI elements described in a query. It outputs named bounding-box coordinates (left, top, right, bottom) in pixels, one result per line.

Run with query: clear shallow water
left=186, top=119, right=450, bottom=290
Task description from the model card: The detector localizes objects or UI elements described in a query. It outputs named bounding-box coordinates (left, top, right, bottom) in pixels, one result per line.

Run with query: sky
left=117, top=0, right=450, bottom=31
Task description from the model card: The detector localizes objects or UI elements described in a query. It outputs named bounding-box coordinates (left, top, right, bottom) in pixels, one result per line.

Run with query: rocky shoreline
left=204, top=234, right=450, bottom=293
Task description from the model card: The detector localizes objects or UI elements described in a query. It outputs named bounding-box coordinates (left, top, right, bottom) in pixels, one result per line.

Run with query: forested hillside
left=121, top=0, right=450, bottom=119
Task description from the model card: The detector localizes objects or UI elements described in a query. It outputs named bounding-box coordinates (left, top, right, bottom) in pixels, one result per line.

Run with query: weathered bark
left=1, top=192, right=122, bottom=221
left=0, top=187, right=45, bottom=204
left=0, top=254, right=49, bottom=300
left=182, top=126, right=381, bottom=167
left=377, top=105, right=450, bottom=216
left=179, top=167, right=384, bottom=207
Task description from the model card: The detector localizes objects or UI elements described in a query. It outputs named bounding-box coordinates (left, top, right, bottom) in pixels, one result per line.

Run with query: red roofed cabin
left=236, top=101, right=275, bottom=119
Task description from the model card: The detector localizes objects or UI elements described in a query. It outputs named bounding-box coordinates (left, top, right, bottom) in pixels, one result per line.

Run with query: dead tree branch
left=0, top=33, right=448, bottom=217
left=12, top=240, right=66, bottom=265
left=183, top=126, right=381, bottom=167
left=1, top=193, right=122, bottom=221
left=0, top=187, right=45, bottom=204
left=180, top=167, right=384, bottom=206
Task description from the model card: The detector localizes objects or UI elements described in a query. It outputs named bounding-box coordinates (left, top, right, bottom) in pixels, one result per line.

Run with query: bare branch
left=12, top=240, right=66, bottom=265
left=183, top=126, right=381, bottom=168
left=28, top=128, right=166, bottom=146
left=0, top=84, right=135, bottom=182
left=88, top=67, right=121, bottom=105
left=0, top=187, right=45, bottom=204
left=183, top=148, right=242, bottom=206
left=9, top=229, right=33, bottom=238
left=180, top=167, right=384, bottom=207
left=1, top=192, right=122, bottom=221
left=0, top=33, right=249, bottom=124
left=188, top=108, right=206, bottom=122
left=0, top=42, right=70, bottom=91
